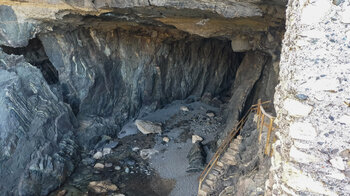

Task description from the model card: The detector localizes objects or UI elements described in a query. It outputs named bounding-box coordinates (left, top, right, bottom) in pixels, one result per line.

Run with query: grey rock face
left=40, top=28, right=241, bottom=145
left=0, top=1, right=285, bottom=195
left=0, top=5, right=40, bottom=47
left=58, top=0, right=264, bottom=18
left=0, top=51, right=79, bottom=196
left=220, top=51, right=268, bottom=142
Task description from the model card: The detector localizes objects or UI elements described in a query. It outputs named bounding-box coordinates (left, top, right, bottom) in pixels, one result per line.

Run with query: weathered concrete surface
left=269, top=0, right=350, bottom=195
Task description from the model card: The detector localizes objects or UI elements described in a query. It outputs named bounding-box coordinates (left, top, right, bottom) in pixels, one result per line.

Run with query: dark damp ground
left=50, top=97, right=226, bottom=196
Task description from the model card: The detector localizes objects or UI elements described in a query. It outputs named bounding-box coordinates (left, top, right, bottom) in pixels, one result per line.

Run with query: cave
left=0, top=2, right=286, bottom=196
left=0, top=37, right=59, bottom=85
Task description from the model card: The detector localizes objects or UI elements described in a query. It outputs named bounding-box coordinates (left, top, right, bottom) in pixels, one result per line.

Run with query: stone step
left=229, top=142, right=240, bottom=151
left=197, top=189, right=208, bottom=196
left=214, top=161, right=225, bottom=170
left=221, top=157, right=237, bottom=165
left=216, top=161, right=224, bottom=167
left=226, top=148, right=237, bottom=155
left=213, top=165, right=224, bottom=173
left=208, top=173, right=218, bottom=181
left=205, top=179, right=215, bottom=188
left=210, top=168, right=221, bottom=176
left=200, top=184, right=211, bottom=192
left=222, top=153, right=235, bottom=161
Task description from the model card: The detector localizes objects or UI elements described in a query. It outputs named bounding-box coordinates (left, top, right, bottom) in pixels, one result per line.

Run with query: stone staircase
left=197, top=100, right=275, bottom=196
left=198, top=136, right=243, bottom=196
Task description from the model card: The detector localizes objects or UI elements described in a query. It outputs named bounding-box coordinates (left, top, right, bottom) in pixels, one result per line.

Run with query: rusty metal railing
left=256, top=99, right=276, bottom=156
left=198, top=100, right=275, bottom=194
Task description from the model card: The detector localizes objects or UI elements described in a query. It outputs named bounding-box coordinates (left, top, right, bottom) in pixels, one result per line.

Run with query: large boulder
left=0, top=51, right=79, bottom=196
left=135, top=120, right=162, bottom=135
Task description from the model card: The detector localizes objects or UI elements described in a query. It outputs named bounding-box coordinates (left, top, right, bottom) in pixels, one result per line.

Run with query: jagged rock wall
left=220, top=51, right=269, bottom=142
left=0, top=1, right=287, bottom=195
left=269, top=0, right=350, bottom=195
left=39, top=27, right=241, bottom=147
left=0, top=51, right=79, bottom=196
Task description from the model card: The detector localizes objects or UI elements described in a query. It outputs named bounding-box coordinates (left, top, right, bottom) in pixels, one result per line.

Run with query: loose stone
left=330, top=157, right=346, bottom=170
left=135, top=120, right=162, bottom=134
left=163, top=137, right=170, bottom=143
left=88, top=181, right=118, bottom=194
left=93, top=151, right=103, bottom=160
left=180, top=106, right=189, bottom=112
left=94, top=163, right=105, bottom=170
left=192, top=135, right=203, bottom=143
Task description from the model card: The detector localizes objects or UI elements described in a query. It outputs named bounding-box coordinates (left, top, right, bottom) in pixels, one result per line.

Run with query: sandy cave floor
left=50, top=96, right=227, bottom=196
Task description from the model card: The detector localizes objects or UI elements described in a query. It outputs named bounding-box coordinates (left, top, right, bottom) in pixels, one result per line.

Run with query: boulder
left=192, top=135, right=204, bottom=144
left=135, top=120, right=162, bottom=134
left=140, top=149, right=159, bottom=159
left=94, top=163, right=105, bottom=170
left=88, top=181, right=118, bottom=194
left=93, top=151, right=103, bottom=160
left=187, top=142, right=206, bottom=172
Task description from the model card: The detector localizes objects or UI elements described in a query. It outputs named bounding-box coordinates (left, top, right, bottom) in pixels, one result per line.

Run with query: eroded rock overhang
left=0, top=1, right=287, bottom=195
left=0, top=0, right=285, bottom=52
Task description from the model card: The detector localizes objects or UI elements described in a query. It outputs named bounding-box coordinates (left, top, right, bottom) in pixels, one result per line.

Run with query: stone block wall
left=269, top=0, right=350, bottom=195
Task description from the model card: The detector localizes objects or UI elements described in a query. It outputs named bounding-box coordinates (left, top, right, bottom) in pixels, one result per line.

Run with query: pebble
left=283, top=98, right=312, bottom=117
left=93, top=151, right=103, bottom=160
left=114, top=166, right=121, bottom=170
left=103, top=148, right=112, bottom=156
left=330, top=157, right=346, bottom=170
left=56, top=190, right=67, bottom=196
left=296, top=94, right=308, bottom=100
left=94, top=163, right=105, bottom=170
left=338, top=115, right=350, bottom=124
left=88, top=181, right=118, bottom=193
left=289, top=122, right=317, bottom=141
left=140, top=149, right=159, bottom=159
left=132, top=147, right=140, bottom=151
left=126, top=160, right=135, bottom=166
left=340, top=149, right=350, bottom=160
left=104, top=141, right=119, bottom=149
left=192, top=135, right=203, bottom=144
left=206, top=112, right=215, bottom=117
left=180, top=106, right=189, bottom=112
left=163, top=137, right=170, bottom=143
left=82, top=157, right=95, bottom=165
left=105, top=163, right=113, bottom=168
left=125, top=167, right=130, bottom=173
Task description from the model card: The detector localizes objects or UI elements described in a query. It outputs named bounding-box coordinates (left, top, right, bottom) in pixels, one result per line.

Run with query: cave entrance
left=0, top=2, right=288, bottom=196
left=0, top=37, right=59, bottom=85
left=41, top=25, right=281, bottom=196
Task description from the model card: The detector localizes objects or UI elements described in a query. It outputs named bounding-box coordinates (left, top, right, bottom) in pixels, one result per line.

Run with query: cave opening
left=0, top=3, right=285, bottom=196
left=38, top=24, right=280, bottom=196
left=0, top=37, right=59, bottom=85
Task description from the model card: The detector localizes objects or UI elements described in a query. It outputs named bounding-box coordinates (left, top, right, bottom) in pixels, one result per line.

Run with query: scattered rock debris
left=50, top=98, right=225, bottom=196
